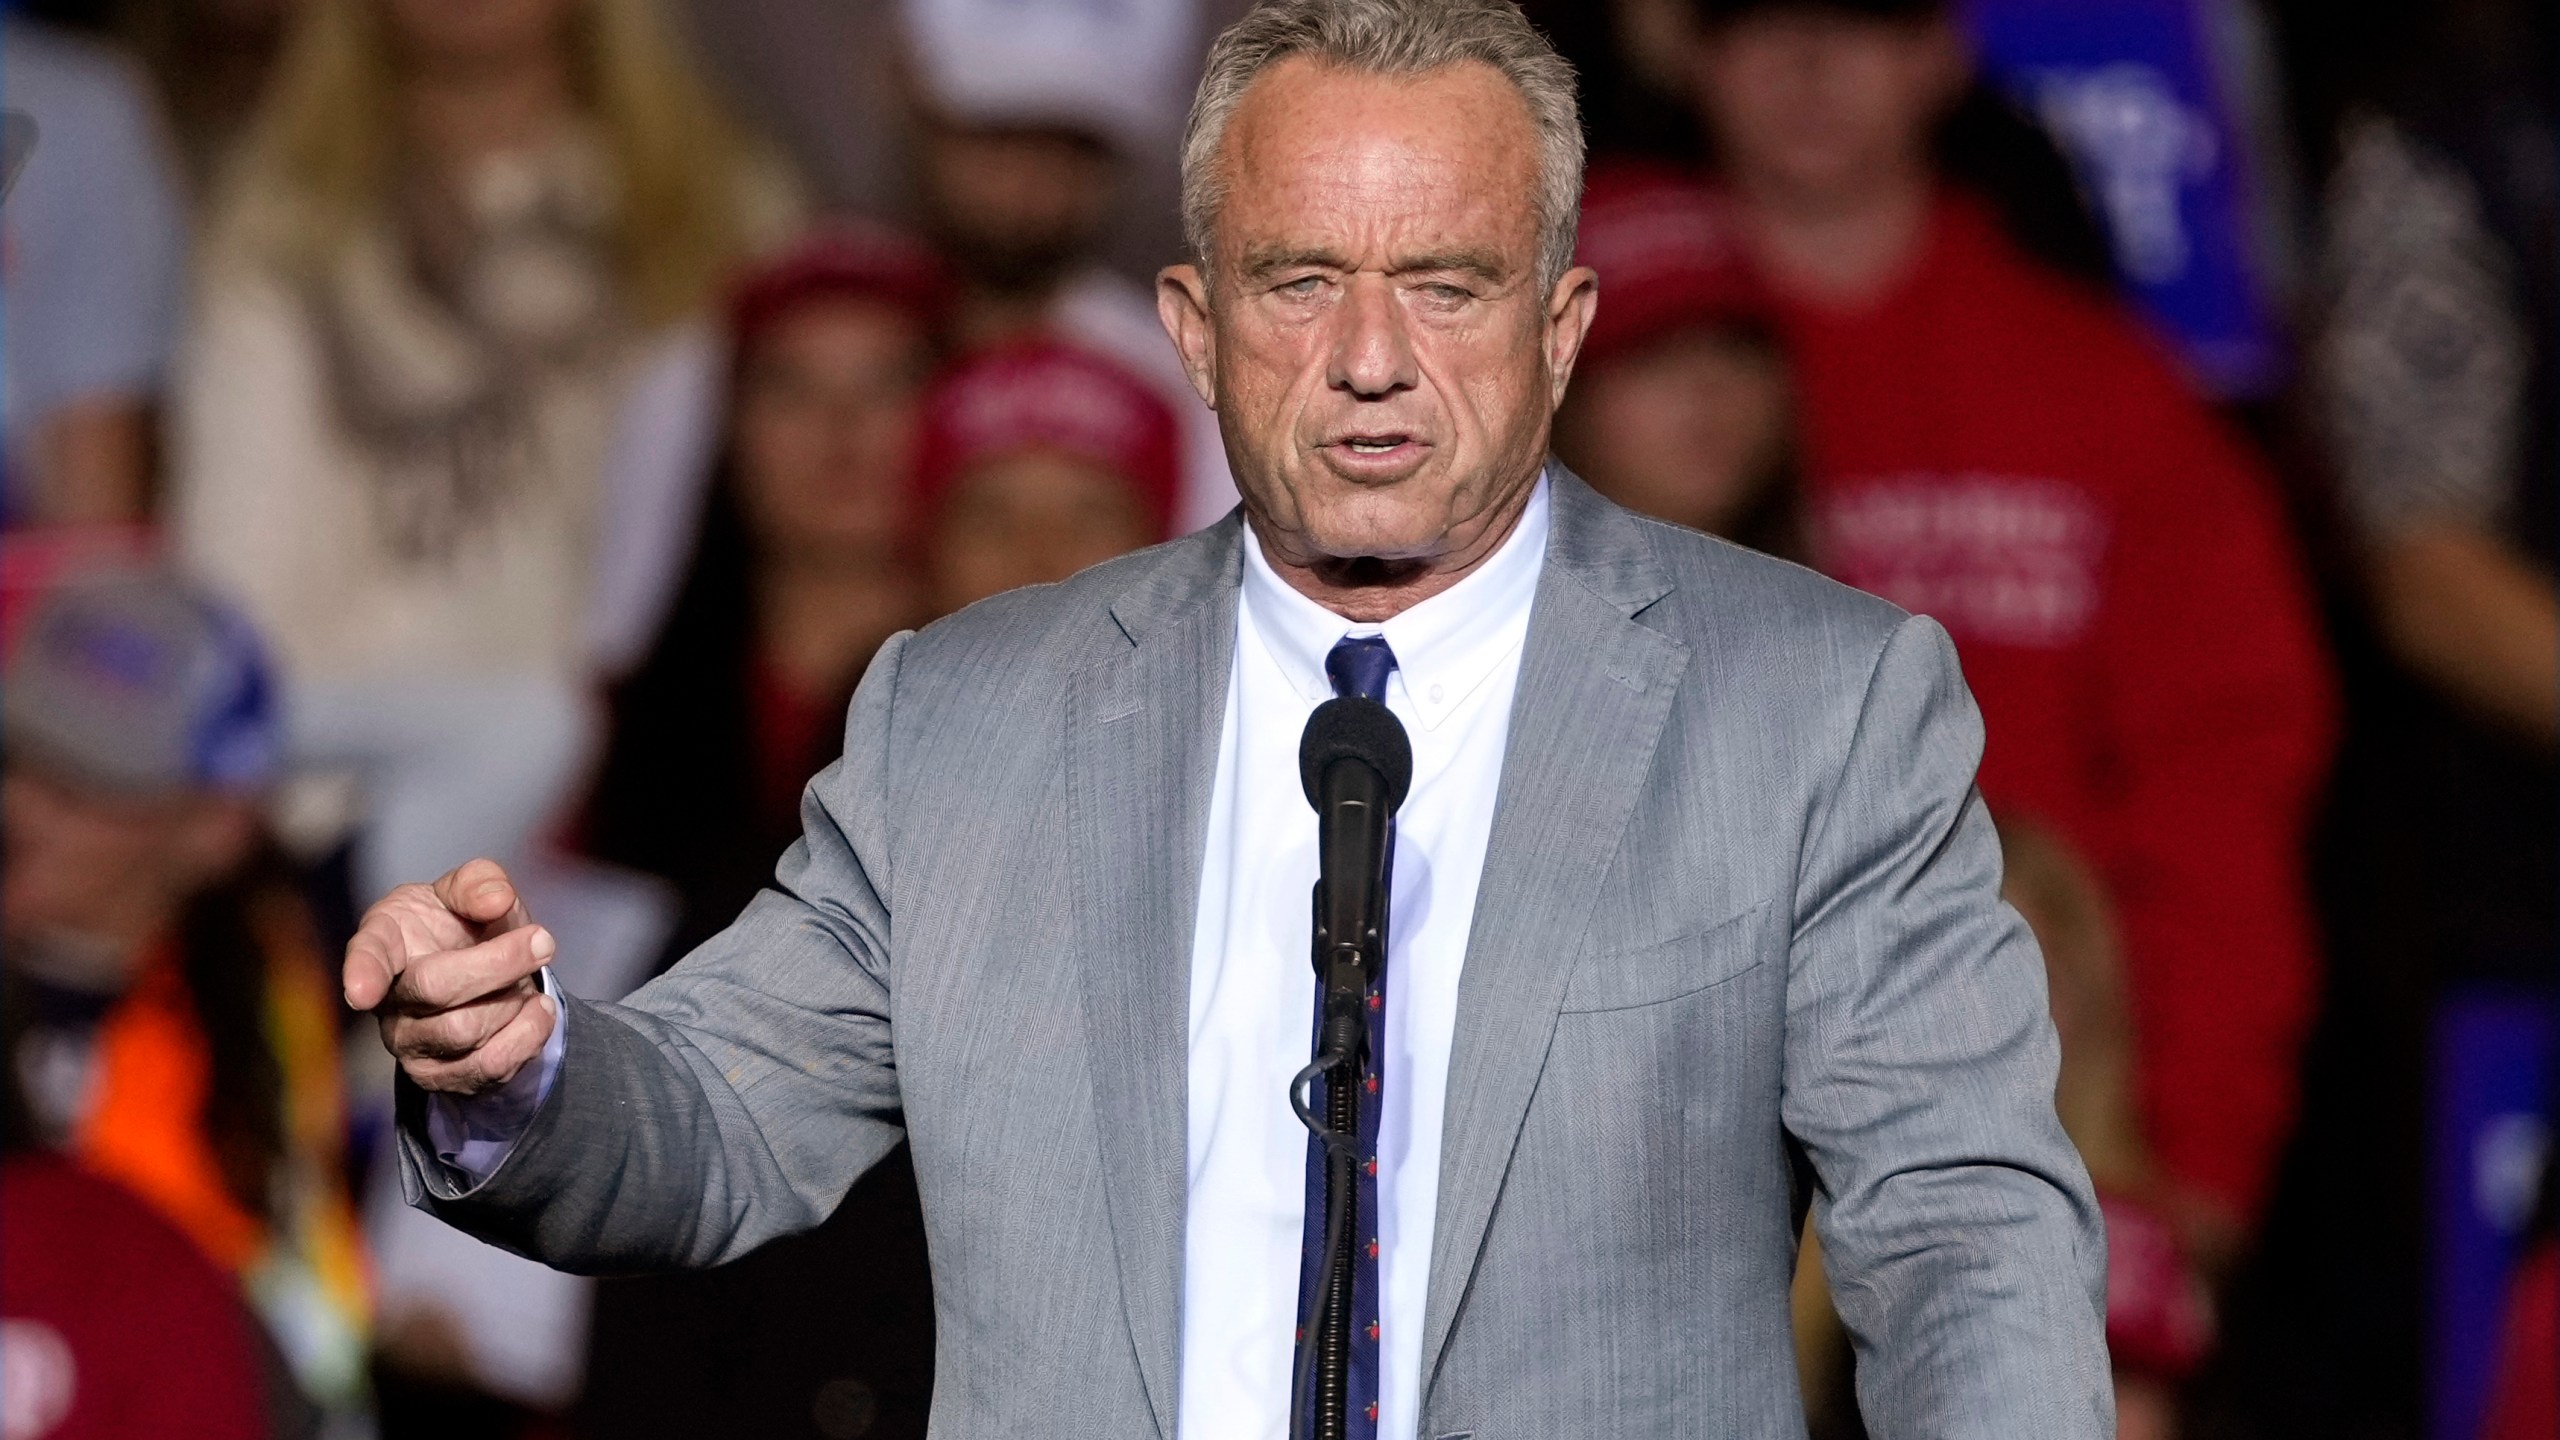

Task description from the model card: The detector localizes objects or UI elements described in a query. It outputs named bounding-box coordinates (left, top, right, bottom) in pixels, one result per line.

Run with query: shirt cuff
left=421, top=968, right=566, bottom=1187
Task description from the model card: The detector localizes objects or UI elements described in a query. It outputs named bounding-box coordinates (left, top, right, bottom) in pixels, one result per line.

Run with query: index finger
left=389, top=924, right=557, bottom=1014
left=344, top=906, right=410, bottom=1011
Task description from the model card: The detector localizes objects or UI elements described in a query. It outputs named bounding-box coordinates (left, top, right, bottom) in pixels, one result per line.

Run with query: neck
left=1736, top=168, right=1936, bottom=306
left=1253, top=474, right=1539, bottom=624
left=401, top=46, right=575, bottom=176
left=756, top=550, right=917, bottom=697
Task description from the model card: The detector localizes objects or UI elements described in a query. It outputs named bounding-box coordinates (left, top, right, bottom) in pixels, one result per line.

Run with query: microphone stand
left=1292, top=898, right=1375, bottom=1440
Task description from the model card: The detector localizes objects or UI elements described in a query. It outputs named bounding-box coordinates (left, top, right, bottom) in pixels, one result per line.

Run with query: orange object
left=74, top=950, right=268, bottom=1271
left=70, top=910, right=372, bottom=1339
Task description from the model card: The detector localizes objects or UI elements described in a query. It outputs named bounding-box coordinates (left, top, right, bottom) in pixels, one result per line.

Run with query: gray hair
left=1180, top=0, right=1586, bottom=291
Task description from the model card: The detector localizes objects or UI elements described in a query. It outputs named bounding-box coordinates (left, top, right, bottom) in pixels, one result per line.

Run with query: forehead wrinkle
left=1214, top=57, right=1544, bottom=276
left=1225, top=153, right=1535, bottom=281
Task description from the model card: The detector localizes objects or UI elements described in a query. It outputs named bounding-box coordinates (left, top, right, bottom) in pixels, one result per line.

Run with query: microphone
left=1292, top=695, right=1412, bottom=1440
left=1299, top=696, right=1412, bottom=1064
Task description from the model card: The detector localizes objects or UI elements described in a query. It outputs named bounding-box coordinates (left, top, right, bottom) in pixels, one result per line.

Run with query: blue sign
left=1963, top=0, right=2287, bottom=397
left=2426, top=988, right=2555, bottom=1440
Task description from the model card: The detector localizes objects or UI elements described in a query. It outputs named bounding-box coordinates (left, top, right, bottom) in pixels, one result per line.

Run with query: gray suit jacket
left=404, top=469, right=2110, bottom=1437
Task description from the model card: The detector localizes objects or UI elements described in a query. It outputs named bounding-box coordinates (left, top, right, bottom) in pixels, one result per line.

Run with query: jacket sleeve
left=1784, top=614, right=2112, bottom=1439
left=395, top=631, right=916, bottom=1273
left=2091, top=374, right=2337, bottom=1224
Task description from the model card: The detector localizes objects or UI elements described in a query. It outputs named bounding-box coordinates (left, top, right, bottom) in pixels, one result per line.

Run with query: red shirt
left=1, top=1156, right=267, bottom=1440
left=2482, top=1241, right=2557, bottom=1440
left=1774, top=195, right=2337, bottom=1222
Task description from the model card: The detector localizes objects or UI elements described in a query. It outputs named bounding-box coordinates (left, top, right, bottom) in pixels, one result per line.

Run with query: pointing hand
left=344, top=858, right=558, bottom=1095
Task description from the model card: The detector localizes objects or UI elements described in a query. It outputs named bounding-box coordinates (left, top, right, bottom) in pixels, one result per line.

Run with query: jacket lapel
left=1064, top=519, right=1242, bottom=1439
left=1418, top=469, right=1690, bottom=1396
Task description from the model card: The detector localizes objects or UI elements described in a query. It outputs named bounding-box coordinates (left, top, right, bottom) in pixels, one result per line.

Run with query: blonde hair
left=221, top=0, right=774, bottom=325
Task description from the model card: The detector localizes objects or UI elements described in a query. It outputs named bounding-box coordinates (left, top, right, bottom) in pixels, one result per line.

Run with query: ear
left=1543, top=264, right=1601, bottom=408
left=1156, top=264, right=1219, bottom=410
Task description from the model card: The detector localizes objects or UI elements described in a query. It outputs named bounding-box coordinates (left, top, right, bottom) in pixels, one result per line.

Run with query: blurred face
left=1556, top=329, right=1791, bottom=538
left=733, top=297, right=930, bottom=562
left=920, top=123, right=1118, bottom=290
left=1691, top=10, right=1967, bottom=211
left=384, top=0, right=573, bottom=71
left=2, top=769, right=254, bottom=974
left=1158, top=59, right=1596, bottom=604
left=929, top=450, right=1156, bottom=611
left=202, top=0, right=299, bottom=31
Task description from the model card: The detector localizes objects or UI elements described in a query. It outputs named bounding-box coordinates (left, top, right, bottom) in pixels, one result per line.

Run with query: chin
left=1293, top=456, right=1449, bottom=528
left=1293, top=502, right=1450, bottom=563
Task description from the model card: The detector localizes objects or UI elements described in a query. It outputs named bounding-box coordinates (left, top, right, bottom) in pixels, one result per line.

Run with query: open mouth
left=1326, top=433, right=1428, bottom=464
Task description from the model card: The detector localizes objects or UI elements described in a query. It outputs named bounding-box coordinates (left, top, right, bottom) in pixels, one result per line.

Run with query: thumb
left=436, top=858, right=525, bottom=931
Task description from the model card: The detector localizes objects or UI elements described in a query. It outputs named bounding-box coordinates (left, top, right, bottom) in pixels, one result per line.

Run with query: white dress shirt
left=1180, top=480, right=1547, bottom=1440
left=433, top=479, right=1552, bottom=1440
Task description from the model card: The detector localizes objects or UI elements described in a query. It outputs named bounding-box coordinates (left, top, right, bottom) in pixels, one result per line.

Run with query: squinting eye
left=1280, top=277, right=1323, bottom=296
left=1422, top=284, right=1471, bottom=303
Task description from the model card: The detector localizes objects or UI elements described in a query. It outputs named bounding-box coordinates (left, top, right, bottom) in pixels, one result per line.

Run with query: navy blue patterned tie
left=1298, top=634, right=1396, bottom=1438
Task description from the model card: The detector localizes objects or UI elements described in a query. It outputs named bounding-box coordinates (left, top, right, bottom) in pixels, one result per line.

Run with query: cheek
left=1217, top=325, right=1322, bottom=425
left=1599, top=384, right=1695, bottom=468
left=1471, top=359, right=1556, bottom=468
left=5, top=815, right=145, bottom=907
left=1701, top=51, right=1802, bottom=139
left=829, top=413, right=922, bottom=517
left=1587, top=366, right=1671, bottom=431
left=938, top=529, right=997, bottom=574
left=739, top=405, right=912, bottom=530
left=737, top=404, right=824, bottom=490
left=930, top=528, right=1006, bottom=602
left=1428, top=320, right=1540, bottom=431
left=1581, top=376, right=1714, bottom=495
left=1031, top=158, right=1111, bottom=223
left=1569, top=359, right=1783, bottom=526
left=866, top=408, right=922, bottom=468
left=1821, top=46, right=1943, bottom=150
left=1697, top=372, right=1791, bottom=466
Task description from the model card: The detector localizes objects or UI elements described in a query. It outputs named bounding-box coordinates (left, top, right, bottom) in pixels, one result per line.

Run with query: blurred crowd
left=0, top=0, right=2547, bottom=1438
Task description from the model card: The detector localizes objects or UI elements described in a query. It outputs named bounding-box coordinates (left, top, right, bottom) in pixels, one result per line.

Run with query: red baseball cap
left=728, top=223, right=951, bottom=354
left=1574, top=165, right=1771, bottom=370
left=916, top=338, right=1183, bottom=541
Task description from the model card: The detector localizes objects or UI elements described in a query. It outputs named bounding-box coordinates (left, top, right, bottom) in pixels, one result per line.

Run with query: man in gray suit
left=344, top=1, right=2110, bottom=1434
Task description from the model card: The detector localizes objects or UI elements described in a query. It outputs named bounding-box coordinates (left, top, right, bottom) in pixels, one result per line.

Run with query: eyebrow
left=1238, top=246, right=1514, bottom=284
left=1240, top=246, right=1347, bottom=281
left=1392, top=251, right=1511, bottom=283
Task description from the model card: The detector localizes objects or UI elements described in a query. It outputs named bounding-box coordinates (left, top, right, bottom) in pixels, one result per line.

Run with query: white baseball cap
left=901, top=0, right=1197, bottom=154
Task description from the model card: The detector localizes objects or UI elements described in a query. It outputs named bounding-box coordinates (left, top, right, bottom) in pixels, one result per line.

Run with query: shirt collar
left=1239, top=471, right=1551, bottom=732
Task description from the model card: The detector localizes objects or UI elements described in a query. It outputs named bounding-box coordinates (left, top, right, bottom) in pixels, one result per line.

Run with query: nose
left=1327, top=273, right=1418, bottom=401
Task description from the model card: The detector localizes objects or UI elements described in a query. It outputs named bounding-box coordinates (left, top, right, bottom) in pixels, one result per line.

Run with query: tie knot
left=1325, top=635, right=1398, bottom=704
